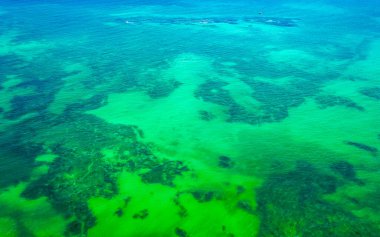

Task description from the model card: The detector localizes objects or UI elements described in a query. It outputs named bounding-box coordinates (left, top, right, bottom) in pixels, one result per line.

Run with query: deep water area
left=0, top=0, right=380, bottom=236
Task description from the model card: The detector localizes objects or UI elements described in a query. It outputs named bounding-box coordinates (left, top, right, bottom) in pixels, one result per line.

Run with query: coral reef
left=4, top=77, right=65, bottom=119
left=5, top=94, right=55, bottom=119
left=194, top=79, right=323, bottom=125
left=330, top=160, right=355, bottom=179
left=315, top=95, right=364, bottom=111
left=199, top=110, right=215, bottom=121
left=191, top=191, right=214, bottom=203
left=116, top=16, right=300, bottom=27
left=218, top=156, right=235, bottom=168
left=133, top=209, right=149, bottom=219
left=11, top=107, right=189, bottom=235
left=0, top=138, right=43, bottom=188
left=360, top=87, right=380, bottom=100
left=231, top=80, right=314, bottom=125
left=140, top=160, right=189, bottom=186
left=256, top=161, right=380, bottom=237
left=145, top=78, right=182, bottom=99
left=175, top=227, right=188, bottom=237
left=195, top=80, right=235, bottom=107
left=237, top=200, right=255, bottom=215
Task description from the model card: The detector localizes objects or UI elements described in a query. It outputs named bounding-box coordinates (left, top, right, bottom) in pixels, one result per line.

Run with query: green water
left=0, top=0, right=380, bottom=236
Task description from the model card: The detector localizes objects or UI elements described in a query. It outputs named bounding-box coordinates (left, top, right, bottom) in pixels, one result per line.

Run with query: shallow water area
left=0, top=0, right=380, bottom=236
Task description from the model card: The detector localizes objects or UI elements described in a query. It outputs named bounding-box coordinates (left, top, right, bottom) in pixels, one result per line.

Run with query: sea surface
left=0, top=0, right=380, bottom=236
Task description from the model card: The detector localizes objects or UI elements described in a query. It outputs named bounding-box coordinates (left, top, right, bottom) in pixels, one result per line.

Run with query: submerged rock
left=175, top=227, right=188, bottom=237
left=191, top=191, right=214, bottom=202
left=115, top=208, right=123, bottom=217
left=133, top=209, right=149, bottom=219
left=218, top=155, right=235, bottom=168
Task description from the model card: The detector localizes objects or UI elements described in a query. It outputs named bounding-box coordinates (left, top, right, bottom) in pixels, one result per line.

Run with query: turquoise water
left=0, top=0, right=380, bottom=236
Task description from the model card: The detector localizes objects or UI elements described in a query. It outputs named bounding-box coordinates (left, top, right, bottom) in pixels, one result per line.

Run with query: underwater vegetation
left=241, top=80, right=312, bottom=123
left=138, top=71, right=182, bottom=99
left=195, top=80, right=237, bottom=107
left=330, top=160, right=364, bottom=185
left=198, top=110, right=216, bottom=121
left=0, top=70, right=190, bottom=235
left=13, top=110, right=190, bottom=235
left=16, top=111, right=190, bottom=235
left=256, top=161, right=380, bottom=237
left=0, top=137, right=43, bottom=188
left=360, top=87, right=380, bottom=100
left=315, top=95, right=364, bottom=111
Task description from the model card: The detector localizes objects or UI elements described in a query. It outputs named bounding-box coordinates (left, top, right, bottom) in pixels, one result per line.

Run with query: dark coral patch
left=256, top=161, right=380, bottom=237
left=173, top=194, right=188, bottom=218
left=195, top=80, right=253, bottom=124
left=315, top=95, right=364, bottom=111
left=244, top=81, right=308, bottom=123
left=16, top=107, right=187, bottom=235
left=175, top=227, right=188, bottom=237
left=4, top=94, right=55, bottom=120
left=146, top=79, right=182, bottom=98
left=115, top=208, right=123, bottom=217
left=360, top=87, right=380, bottom=100
left=133, top=209, right=149, bottom=219
left=230, top=79, right=319, bottom=125
left=64, top=94, right=108, bottom=113
left=5, top=77, right=65, bottom=120
left=218, top=156, right=234, bottom=168
left=237, top=200, right=255, bottom=215
left=330, top=161, right=356, bottom=179
left=191, top=191, right=214, bottom=203
left=138, top=69, right=182, bottom=99
left=199, top=110, right=215, bottom=121
left=0, top=141, right=43, bottom=188
left=140, top=160, right=189, bottom=186
left=236, top=185, right=245, bottom=195
left=195, top=80, right=235, bottom=106
left=330, top=160, right=364, bottom=186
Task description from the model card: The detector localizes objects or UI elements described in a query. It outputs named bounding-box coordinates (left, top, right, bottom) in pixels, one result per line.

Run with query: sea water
left=0, top=0, right=379, bottom=236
